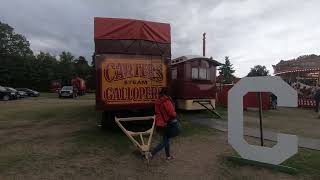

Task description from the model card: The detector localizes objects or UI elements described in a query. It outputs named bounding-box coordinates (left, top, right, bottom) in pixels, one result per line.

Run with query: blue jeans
left=151, top=133, right=170, bottom=157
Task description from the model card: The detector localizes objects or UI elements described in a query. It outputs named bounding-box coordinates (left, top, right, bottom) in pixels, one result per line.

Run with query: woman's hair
left=159, top=87, right=168, bottom=96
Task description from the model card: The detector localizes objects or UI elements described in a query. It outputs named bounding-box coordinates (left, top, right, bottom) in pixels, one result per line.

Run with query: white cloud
left=1, top=0, right=320, bottom=76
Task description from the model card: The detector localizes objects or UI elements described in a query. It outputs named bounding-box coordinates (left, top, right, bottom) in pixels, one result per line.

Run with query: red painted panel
left=171, top=81, right=216, bottom=99
left=216, top=84, right=270, bottom=110
left=244, top=92, right=270, bottom=110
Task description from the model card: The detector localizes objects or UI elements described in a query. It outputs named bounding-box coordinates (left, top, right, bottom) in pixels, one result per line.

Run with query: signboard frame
left=95, top=54, right=170, bottom=111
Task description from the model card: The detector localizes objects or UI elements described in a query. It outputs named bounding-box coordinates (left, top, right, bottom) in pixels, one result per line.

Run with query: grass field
left=243, top=107, right=320, bottom=139
left=182, top=104, right=320, bottom=139
left=0, top=93, right=319, bottom=179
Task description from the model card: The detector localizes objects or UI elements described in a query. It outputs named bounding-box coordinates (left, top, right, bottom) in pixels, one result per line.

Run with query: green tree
left=0, top=21, right=34, bottom=88
left=218, top=56, right=235, bottom=84
left=247, top=65, right=270, bottom=77
left=74, top=56, right=90, bottom=79
left=0, top=21, right=33, bottom=57
left=59, top=51, right=74, bottom=63
left=57, top=51, right=75, bottom=85
left=0, top=56, right=28, bottom=88
left=35, top=52, right=59, bottom=91
left=0, top=21, right=95, bottom=91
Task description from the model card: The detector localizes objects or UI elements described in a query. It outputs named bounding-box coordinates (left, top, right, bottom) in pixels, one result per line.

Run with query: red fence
left=217, top=85, right=317, bottom=109
left=298, top=97, right=316, bottom=108
left=216, top=84, right=270, bottom=110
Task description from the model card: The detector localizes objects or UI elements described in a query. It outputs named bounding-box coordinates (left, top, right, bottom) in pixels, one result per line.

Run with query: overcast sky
left=1, top=0, right=320, bottom=76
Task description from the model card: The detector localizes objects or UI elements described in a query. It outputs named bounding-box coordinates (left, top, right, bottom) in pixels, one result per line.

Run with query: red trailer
left=50, top=80, right=61, bottom=93
left=71, top=77, right=86, bottom=96
left=170, top=55, right=221, bottom=111
left=94, top=17, right=171, bottom=128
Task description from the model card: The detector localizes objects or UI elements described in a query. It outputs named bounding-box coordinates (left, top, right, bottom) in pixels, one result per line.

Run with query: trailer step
left=115, top=116, right=156, bottom=158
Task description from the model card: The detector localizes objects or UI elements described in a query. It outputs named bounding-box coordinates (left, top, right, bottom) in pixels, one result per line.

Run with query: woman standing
left=148, top=88, right=179, bottom=161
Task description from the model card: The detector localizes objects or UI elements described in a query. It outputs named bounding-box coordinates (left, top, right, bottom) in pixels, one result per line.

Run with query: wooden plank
left=116, top=116, right=155, bottom=122
left=115, top=116, right=156, bottom=154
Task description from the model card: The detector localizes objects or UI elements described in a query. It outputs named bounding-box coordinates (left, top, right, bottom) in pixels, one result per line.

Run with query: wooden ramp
left=115, top=116, right=156, bottom=158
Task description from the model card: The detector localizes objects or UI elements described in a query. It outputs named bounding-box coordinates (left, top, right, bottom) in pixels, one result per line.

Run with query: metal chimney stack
left=203, top=32, right=206, bottom=57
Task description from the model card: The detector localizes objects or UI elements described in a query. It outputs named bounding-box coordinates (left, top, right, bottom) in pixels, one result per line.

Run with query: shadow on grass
left=1, top=105, right=96, bottom=122
left=69, top=127, right=132, bottom=155
left=0, top=152, right=34, bottom=173
left=68, top=117, right=217, bottom=156
left=179, top=119, right=216, bottom=137
left=178, top=110, right=218, bottom=121
left=0, top=155, right=25, bottom=172
left=38, top=93, right=95, bottom=100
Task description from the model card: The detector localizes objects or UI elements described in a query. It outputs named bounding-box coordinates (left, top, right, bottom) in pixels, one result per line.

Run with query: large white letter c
left=228, top=76, right=298, bottom=165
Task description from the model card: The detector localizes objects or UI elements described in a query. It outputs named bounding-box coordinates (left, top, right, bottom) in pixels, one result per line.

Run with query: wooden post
left=258, top=92, right=264, bottom=146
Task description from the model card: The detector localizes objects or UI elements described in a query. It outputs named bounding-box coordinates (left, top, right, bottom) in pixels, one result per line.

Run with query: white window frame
left=192, top=67, right=211, bottom=80
left=192, top=68, right=199, bottom=79
left=199, top=68, right=207, bottom=80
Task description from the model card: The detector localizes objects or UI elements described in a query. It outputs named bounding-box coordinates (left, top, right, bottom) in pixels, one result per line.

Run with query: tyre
left=3, top=95, right=10, bottom=101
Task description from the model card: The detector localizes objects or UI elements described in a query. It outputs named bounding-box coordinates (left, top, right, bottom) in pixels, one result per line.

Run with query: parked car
left=0, top=86, right=17, bottom=101
left=16, top=88, right=40, bottom=97
left=17, top=90, right=28, bottom=97
left=5, top=87, right=21, bottom=98
left=59, top=86, right=77, bottom=98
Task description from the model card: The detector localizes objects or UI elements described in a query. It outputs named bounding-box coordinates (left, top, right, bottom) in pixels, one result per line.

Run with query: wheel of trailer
left=3, top=95, right=9, bottom=101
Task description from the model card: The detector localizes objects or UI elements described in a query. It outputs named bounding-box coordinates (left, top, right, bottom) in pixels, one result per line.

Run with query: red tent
left=94, top=17, right=171, bottom=56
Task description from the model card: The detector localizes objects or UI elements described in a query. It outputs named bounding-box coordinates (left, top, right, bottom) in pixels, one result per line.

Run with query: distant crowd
left=291, top=82, right=318, bottom=97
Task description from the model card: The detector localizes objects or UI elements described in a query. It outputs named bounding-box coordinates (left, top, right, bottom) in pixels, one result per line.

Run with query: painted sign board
left=100, top=56, right=167, bottom=105
left=228, top=76, right=298, bottom=165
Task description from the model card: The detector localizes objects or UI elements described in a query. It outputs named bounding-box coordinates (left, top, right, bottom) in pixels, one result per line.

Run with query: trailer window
left=199, top=68, right=207, bottom=80
left=172, top=68, right=177, bottom=80
left=192, top=68, right=211, bottom=80
left=192, top=68, right=199, bottom=79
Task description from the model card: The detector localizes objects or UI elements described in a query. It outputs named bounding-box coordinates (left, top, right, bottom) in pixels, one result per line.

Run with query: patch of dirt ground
left=0, top=124, right=301, bottom=179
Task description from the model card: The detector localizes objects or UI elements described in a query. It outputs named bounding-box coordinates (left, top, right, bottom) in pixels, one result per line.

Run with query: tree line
left=0, top=20, right=273, bottom=91
left=218, top=56, right=270, bottom=84
left=0, top=21, right=95, bottom=91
